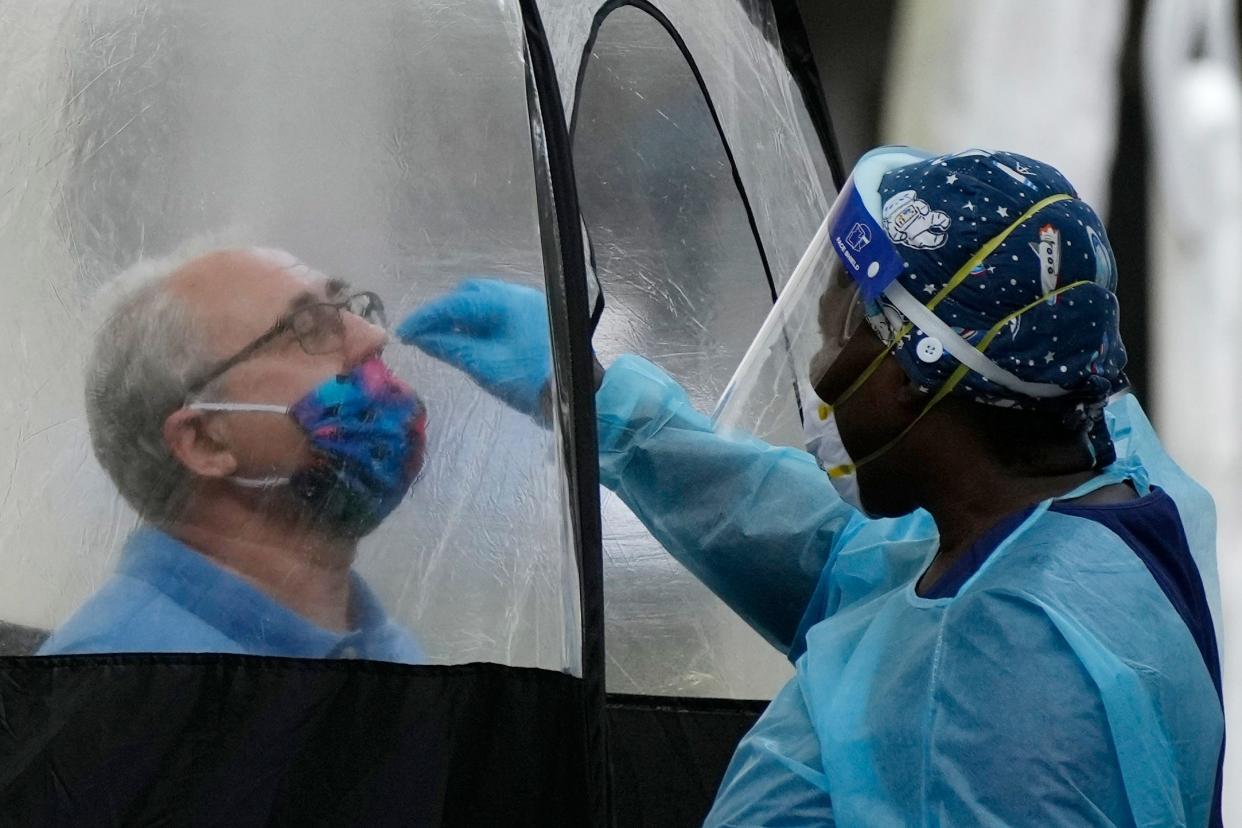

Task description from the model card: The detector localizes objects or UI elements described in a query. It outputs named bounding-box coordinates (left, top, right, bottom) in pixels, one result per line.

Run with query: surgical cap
left=871, top=149, right=1128, bottom=413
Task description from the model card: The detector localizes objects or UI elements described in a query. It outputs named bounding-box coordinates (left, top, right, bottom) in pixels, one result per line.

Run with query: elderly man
left=39, top=248, right=427, bottom=662
left=402, top=148, right=1224, bottom=823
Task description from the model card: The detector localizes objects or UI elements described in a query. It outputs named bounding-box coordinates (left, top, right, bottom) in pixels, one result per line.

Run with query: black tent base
left=607, top=694, right=766, bottom=828
left=0, top=657, right=589, bottom=827
left=0, top=656, right=768, bottom=828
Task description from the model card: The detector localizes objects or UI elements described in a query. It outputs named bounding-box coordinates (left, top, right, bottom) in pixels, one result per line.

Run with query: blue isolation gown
left=596, top=354, right=1223, bottom=827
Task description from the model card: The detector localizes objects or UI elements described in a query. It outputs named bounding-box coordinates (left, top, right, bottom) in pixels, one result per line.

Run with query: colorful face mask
left=192, top=358, right=428, bottom=537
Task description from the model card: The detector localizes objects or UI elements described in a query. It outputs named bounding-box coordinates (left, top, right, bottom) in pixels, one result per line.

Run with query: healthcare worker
left=400, top=148, right=1224, bottom=825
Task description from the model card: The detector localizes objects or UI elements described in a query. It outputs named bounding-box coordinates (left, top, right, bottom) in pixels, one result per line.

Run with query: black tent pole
left=570, top=0, right=780, bottom=312
left=518, top=1, right=611, bottom=825
left=770, top=0, right=847, bottom=190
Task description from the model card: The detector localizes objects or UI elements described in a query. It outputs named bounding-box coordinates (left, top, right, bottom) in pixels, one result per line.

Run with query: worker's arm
left=399, top=279, right=865, bottom=653
left=595, top=354, right=860, bottom=653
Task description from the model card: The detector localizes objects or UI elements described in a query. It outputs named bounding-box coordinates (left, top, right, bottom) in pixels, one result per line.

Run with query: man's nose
left=342, top=310, right=389, bottom=364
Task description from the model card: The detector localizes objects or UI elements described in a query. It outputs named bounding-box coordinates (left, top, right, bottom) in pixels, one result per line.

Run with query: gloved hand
left=397, top=279, right=552, bottom=419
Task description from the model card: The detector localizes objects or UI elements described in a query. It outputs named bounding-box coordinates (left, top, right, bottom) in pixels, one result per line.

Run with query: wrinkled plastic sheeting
left=564, top=3, right=835, bottom=698
left=714, top=215, right=836, bottom=444
left=543, top=0, right=833, bottom=291
left=0, top=0, right=580, bottom=673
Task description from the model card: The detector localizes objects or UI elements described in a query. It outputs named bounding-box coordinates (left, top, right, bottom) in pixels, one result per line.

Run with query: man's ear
left=163, top=408, right=238, bottom=478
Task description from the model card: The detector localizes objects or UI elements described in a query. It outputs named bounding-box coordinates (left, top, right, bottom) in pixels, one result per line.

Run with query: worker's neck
left=914, top=443, right=1097, bottom=592
left=925, top=464, right=1097, bottom=554
left=165, top=494, right=358, bottom=633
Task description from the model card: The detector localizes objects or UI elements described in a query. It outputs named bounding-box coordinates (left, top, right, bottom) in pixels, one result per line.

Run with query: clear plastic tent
left=0, top=0, right=838, bottom=690
left=553, top=0, right=837, bottom=697
left=0, top=0, right=841, bottom=745
left=0, top=0, right=580, bottom=671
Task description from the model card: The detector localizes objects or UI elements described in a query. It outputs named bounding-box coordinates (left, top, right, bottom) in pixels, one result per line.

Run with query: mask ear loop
left=186, top=402, right=297, bottom=488
left=189, top=402, right=292, bottom=415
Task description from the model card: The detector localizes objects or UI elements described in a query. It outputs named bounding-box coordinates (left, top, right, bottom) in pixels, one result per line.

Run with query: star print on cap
left=868, top=148, right=1128, bottom=416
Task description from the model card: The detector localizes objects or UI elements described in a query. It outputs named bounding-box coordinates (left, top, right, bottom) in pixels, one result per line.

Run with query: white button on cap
left=866, top=261, right=880, bottom=279
left=916, top=337, right=943, bottom=363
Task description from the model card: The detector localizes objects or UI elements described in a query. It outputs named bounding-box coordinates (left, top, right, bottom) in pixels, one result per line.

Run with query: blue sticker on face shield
left=830, top=186, right=905, bottom=302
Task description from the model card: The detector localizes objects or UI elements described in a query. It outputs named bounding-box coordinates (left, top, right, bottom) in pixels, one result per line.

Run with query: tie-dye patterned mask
left=192, top=358, right=428, bottom=537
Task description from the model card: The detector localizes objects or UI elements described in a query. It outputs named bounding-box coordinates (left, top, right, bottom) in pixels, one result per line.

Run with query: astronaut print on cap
left=881, top=190, right=951, bottom=250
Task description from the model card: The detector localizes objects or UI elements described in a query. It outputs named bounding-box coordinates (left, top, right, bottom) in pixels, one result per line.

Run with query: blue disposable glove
left=397, top=279, right=552, bottom=419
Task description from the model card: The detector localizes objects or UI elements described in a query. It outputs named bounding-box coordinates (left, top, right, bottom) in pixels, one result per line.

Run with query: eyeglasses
left=185, top=291, right=386, bottom=395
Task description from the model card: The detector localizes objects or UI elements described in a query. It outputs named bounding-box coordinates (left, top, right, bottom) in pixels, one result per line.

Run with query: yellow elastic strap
left=915, top=279, right=1092, bottom=405
left=835, top=198, right=1069, bottom=411
left=925, top=193, right=1073, bottom=312
left=832, top=196, right=1079, bottom=475
left=821, top=329, right=909, bottom=477
left=825, top=335, right=905, bottom=475
left=845, top=280, right=1093, bottom=472
left=972, top=279, right=1090, bottom=355
left=832, top=340, right=898, bottom=410
left=858, top=195, right=1071, bottom=359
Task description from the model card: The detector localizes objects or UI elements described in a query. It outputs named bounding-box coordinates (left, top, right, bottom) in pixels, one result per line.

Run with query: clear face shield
left=714, top=146, right=1072, bottom=444
left=815, top=257, right=868, bottom=371
left=712, top=147, right=931, bottom=440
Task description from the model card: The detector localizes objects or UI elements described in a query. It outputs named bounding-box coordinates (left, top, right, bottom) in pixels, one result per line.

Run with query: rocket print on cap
left=1030, top=223, right=1062, bottom=302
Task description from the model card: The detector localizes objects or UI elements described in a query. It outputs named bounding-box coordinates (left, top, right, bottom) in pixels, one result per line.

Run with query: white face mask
left=802, top=391, right=866, bottom=514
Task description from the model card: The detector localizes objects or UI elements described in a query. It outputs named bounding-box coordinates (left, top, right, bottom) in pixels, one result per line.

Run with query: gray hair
left=85, top=246, right=224, bottom=523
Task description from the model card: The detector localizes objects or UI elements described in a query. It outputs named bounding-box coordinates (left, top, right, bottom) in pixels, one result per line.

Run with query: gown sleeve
left=595, top=354, right=864, bottom=654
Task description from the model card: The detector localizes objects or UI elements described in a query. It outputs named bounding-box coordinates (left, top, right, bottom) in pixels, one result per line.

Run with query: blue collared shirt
left=38, top=527, right=425, bottom=663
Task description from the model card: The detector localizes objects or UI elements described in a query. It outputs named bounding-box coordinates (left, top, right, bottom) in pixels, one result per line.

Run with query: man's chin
left=304, top=506, right=386, bottom=542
